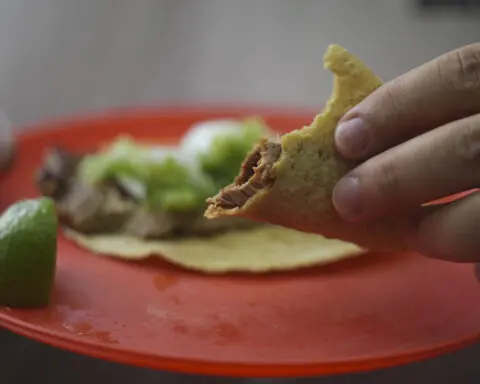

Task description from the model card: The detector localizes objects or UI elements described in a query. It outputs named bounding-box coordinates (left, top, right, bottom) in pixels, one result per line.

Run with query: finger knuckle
left=440, top=44, right=480, bottom=92
left=383, top=82, right=404, bottom=117
left=454, top=117, right=480, bottom=162
left=373, top=161, right=401, bottom=200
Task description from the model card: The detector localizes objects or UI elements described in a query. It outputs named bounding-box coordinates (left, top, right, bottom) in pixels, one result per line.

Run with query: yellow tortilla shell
left=63, top=226, right=365, bottom=274
left=206, top=45, right=410, bottom=252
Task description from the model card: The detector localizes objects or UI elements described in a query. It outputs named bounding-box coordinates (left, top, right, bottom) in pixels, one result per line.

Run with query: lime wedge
left=0, top=198, right=57, bottom=308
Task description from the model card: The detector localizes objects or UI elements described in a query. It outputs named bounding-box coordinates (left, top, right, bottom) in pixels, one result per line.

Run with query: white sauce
left=179, top=119, right=244, bottom=159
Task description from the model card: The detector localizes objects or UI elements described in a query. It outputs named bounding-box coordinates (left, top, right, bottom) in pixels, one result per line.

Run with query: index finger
left=335, top=43, right=480, bottom=159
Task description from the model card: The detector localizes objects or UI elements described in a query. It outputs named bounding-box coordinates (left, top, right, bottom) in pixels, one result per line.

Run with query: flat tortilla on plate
left=64, top=226, right=365, bottom=274
left=206, top=44, right=411, bottom=252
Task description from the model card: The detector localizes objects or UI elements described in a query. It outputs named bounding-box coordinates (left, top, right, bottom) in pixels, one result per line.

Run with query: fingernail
left=333, top=176, right=363, bottom=220
left=335, top=117, right=369, bottom=158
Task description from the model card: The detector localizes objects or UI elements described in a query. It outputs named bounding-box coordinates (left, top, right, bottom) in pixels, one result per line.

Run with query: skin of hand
left=332, top=43, right=480, bottom=262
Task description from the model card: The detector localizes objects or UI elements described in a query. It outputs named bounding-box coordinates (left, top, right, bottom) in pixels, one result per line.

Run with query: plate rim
left=1, top=313, right=479, bottom=378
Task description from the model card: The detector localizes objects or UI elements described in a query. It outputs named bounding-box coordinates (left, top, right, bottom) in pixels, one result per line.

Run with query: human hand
left=332, top=43, right=480, bottom=262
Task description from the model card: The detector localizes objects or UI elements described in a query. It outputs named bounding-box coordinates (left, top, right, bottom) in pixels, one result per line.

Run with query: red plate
left=1, top=107, right=480, bottom=378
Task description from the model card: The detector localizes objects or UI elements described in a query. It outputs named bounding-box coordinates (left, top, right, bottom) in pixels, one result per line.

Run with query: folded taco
left=206, top=45, right=410, bottom=252
left=35, top=116, right=365, bottom=273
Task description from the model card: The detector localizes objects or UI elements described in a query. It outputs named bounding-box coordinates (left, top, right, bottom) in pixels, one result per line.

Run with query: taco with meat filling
left=206, top=44, right=410, bottom=252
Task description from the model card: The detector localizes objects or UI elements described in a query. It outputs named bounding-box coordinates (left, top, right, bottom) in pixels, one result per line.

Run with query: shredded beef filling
left=36, top=146, right=80, bottom=199
left=207, top=138, right=282, bottom=209
left=35, top=146, right=257, bottom=238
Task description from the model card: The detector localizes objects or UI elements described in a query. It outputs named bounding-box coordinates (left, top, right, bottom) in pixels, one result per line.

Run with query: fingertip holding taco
left=206, top=45, right=410, bottom=252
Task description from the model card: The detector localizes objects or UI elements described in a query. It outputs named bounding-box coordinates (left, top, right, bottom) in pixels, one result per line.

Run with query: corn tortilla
left=63, top=226, right=365, bottom=274
left=206, top=45, right=410, bottom=252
